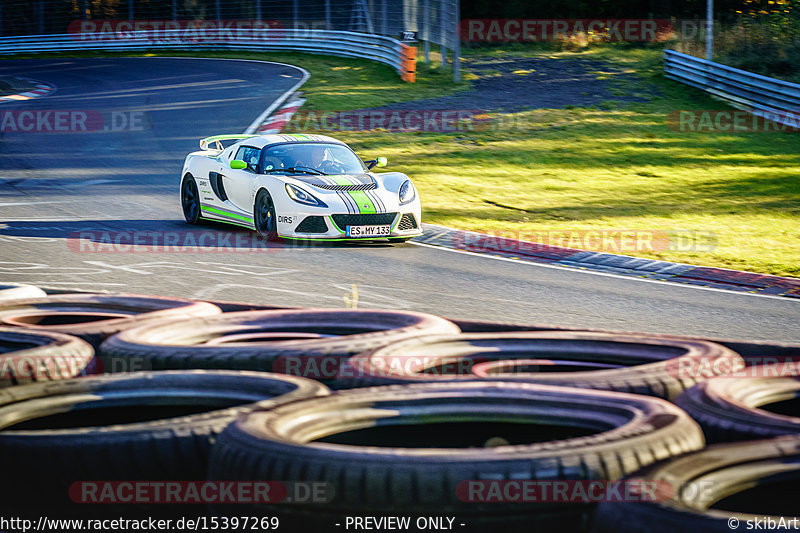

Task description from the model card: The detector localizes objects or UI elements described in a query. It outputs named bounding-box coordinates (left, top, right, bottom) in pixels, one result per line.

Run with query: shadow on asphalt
left=0, top=219, right=399, bottom=250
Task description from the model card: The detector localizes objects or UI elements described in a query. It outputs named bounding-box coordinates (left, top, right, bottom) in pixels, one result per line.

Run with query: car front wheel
left=254, top=190, right=280, bottom=241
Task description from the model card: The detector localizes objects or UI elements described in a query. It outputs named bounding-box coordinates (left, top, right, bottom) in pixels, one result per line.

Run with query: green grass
left=7, top=46, right=799, bottom=277
left=327, top=45, right=800, bottom=278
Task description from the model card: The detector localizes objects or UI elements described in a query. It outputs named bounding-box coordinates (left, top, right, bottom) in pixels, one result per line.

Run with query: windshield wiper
left=263, top=167, right=328, bottom=176
left=288, top=166, right=327, bottom=175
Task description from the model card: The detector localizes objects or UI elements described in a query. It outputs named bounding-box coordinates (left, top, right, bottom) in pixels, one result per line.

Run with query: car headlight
left=399, top=180, right=416, bottom=205
left=285, top=183, right=327, bottom=207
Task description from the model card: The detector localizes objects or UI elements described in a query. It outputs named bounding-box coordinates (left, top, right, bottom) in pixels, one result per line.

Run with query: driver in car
left=305, top=145, right=342, bottom=174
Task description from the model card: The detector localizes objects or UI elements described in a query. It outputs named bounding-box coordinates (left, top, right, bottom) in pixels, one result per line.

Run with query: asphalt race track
left=1, top=58, right=798, bottom=342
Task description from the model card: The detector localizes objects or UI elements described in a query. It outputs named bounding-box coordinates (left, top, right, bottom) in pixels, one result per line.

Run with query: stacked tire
left=0, top=283, right=798, bottom=531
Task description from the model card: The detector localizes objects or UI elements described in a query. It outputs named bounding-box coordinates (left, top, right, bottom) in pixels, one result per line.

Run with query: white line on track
left=10, top=281, right=126, bottom=286
left=410, top=241, right=799, bottom=303
left=192, top=282, right=344, bottom=302
left=0, top=200, right=78, bottom=207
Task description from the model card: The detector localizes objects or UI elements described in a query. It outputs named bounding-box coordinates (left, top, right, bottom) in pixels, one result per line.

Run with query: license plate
left=346, top=225, right=391, bottom=237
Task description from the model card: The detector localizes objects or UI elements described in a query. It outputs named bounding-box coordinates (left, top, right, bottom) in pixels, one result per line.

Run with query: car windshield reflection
left=262, top=143, right=367, bottom=175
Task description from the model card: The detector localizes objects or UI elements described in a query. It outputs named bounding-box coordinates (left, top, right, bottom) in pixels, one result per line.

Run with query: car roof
left=240, top=133, right=347, bottom=149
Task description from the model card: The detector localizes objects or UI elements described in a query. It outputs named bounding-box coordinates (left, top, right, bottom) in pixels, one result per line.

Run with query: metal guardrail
left=0, top=28, right=416, bottom=81
left=664, top=49, right=800, bottom=128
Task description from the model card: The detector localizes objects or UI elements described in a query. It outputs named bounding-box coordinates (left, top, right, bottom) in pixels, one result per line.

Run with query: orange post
left=400, top=44, right=417, bottom=83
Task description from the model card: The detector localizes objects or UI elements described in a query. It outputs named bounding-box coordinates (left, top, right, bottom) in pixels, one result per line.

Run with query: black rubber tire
left=675, top=372, right=800, bottom=442
left=254, top=189, right=280, bottom=241
left=0, top=370, right=328, bottom=514
left=209, top=381, right=704, bottom=531
left=0, top=283, right=47, bottom=302
left=592, top=435, right=800, bottom=533
left=449, top=318, right=557, bottom=333
left=338, top=331, right=743, bottom=399
left=181, top=173, right=201, bottom=224
left=0, top=293, right=221, bottom=347
left=0, top=327, right=94, bottom=387
left=448, top=320, right=800, bottom=369
left=99, top=309, right=460, bottom=383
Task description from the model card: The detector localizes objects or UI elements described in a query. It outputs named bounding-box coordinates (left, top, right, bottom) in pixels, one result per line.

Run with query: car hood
left=291, top=173, right=375, bottom=188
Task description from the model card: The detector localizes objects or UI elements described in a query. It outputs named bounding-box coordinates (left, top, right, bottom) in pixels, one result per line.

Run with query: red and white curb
left=254, top=93, right=306, bottom=134
left=0, top=78, right=55, bottom=103
left=413, top=224, right=800, bottom=299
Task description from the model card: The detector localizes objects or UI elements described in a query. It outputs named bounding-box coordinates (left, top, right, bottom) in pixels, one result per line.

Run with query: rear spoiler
left=199, top=134, right=255, bottom=151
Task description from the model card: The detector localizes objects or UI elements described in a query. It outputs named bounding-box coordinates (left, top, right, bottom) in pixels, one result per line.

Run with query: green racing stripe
left=331, top=176, right=376, bottom=214
left=201, top=205, right=253, bottom=223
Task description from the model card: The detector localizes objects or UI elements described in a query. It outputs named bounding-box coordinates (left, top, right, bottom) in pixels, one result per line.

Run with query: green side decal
left=332, top=176, right=376, bottom=214
left=201, top=206, right=253, bottom=223
left=328, top=216, right=345, bottom=234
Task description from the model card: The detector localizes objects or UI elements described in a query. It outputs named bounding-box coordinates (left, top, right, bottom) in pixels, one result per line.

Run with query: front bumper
left=279, top=212, right=423, bottom=240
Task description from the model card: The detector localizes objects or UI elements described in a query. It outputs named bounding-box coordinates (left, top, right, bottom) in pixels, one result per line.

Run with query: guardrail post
left=453, top=0, right=460, bottom=82
left=325, top=0, right=331, bottom=30
left=706, top=0, right=714, bottom=60
left=36, top=1, right=44, bottom=35
left=440, top=0, right=448, bottom=67
left=400, top=44, right=417, bottom=83
left=423, top=0, right=430, bottom=63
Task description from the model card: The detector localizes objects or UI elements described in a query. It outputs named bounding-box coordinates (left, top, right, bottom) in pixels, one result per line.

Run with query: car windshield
left=261, top=142, right=367, bottom=175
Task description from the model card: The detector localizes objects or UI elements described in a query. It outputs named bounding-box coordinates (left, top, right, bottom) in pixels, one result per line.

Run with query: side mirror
left=230, top=160, right=247, bottom=170
left=366, top=157, right=388, bottom=170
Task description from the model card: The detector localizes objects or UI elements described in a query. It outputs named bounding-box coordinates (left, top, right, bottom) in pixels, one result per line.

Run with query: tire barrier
left=450, top=319, right=800, bottom=368
left=0, top=283, right=47, bottom=302
left=0, top=327, right=94, bottom=386
left=0, top=370, right=328, bottom=513
left=4, top=283, right=799, bottom=530
left=592, top=435, right=800, bottom=533
left=99, top=309, right=460, bottom=383
left=208, top=381, right=704, bottom=531
left=0, top=293, right=222, bottom=347
left=676, top=371, right=800, bottom=442
left=338, top=332, right=744, bottom=399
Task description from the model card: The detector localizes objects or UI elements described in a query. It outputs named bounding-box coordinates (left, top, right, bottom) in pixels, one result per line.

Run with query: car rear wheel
left=181, top=174, right=201, bottom=224
left=254, top=190, right=280, bottom=241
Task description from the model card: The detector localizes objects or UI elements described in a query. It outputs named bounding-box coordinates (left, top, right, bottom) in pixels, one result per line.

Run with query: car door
left=218, top=145, right=261, bottom=213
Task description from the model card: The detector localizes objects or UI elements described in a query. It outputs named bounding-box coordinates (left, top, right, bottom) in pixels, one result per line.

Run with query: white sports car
left=179, top=133, right=422, bottom=242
